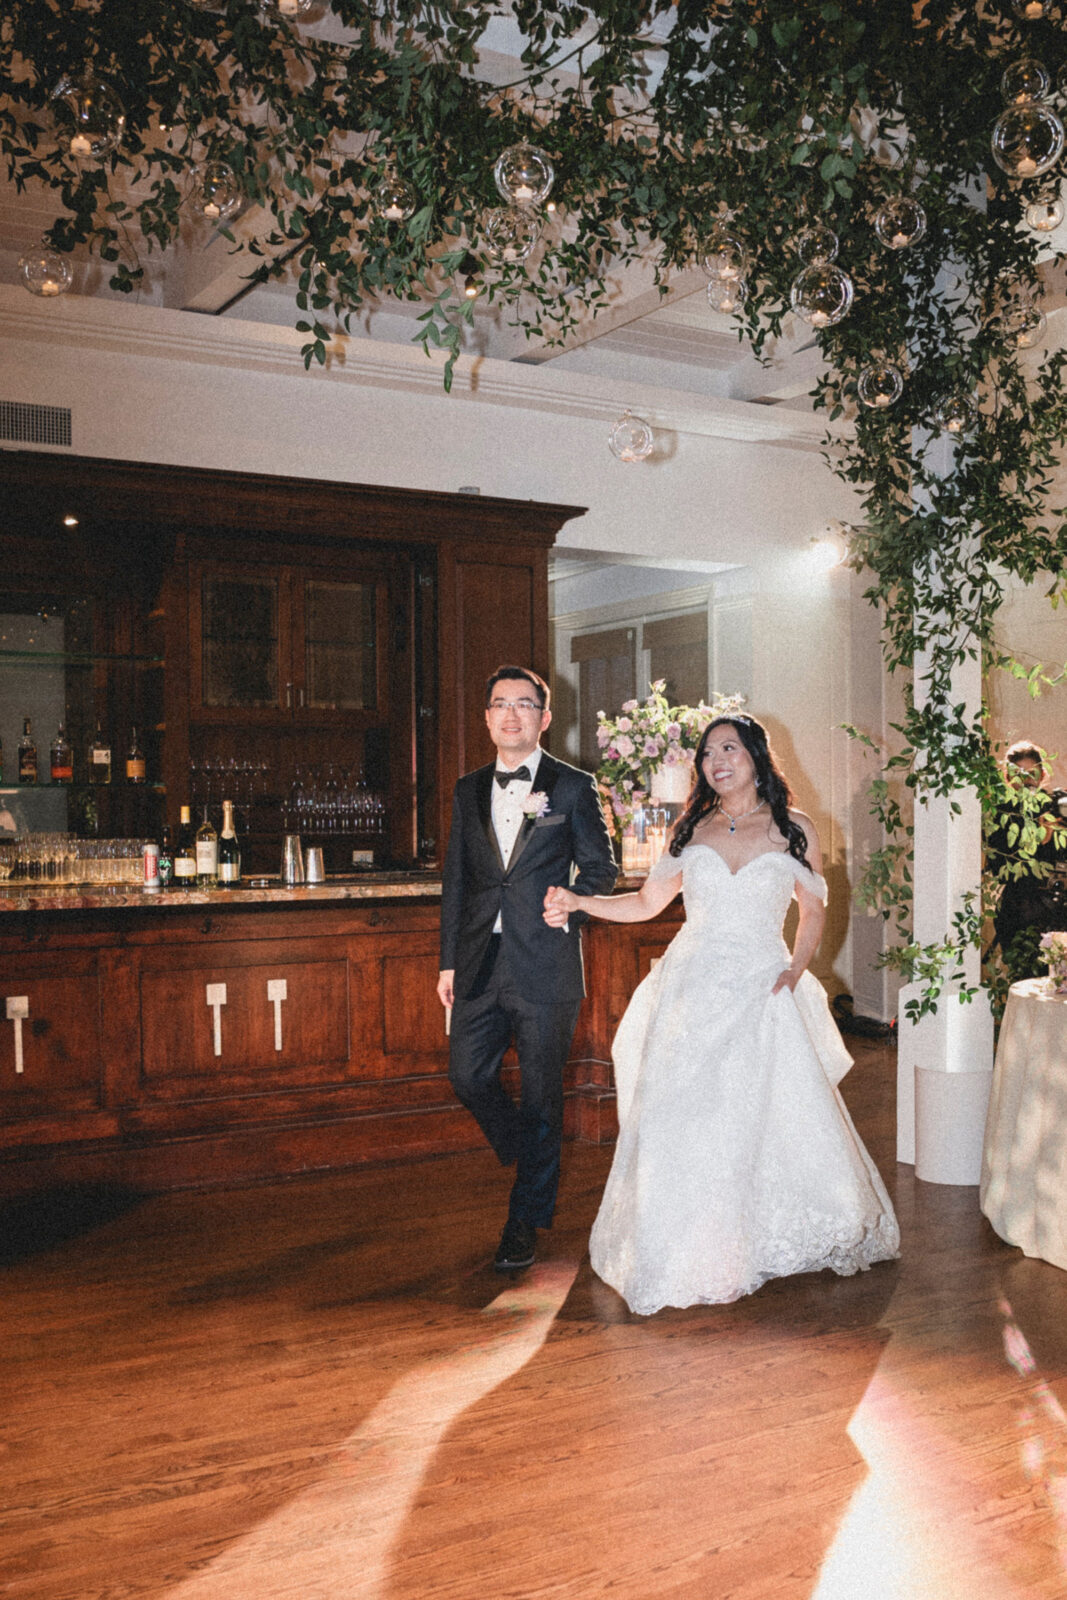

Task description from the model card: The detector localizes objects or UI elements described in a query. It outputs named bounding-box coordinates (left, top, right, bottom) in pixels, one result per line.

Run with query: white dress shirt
left=491, top=746, right=543, bottom=931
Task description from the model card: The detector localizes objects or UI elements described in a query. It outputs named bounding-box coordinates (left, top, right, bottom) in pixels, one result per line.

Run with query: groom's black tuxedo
left=441, top=750, right=616, bottom=1228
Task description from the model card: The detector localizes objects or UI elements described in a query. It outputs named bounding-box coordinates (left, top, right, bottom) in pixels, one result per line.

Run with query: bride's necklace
left=722, top=798, right=766, bottom=834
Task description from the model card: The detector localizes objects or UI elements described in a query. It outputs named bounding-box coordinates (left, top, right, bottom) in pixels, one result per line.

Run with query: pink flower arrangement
left=521, top=790, right=551, bottom=818
left=595, top=679, right=745, bottom=836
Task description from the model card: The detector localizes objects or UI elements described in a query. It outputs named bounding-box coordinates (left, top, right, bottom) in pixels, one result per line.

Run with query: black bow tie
left=496, top=765, right=531, bottom=787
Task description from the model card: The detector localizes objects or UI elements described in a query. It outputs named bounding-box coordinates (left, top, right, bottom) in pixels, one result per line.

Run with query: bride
left=544, top=713, right=899, bottom=1316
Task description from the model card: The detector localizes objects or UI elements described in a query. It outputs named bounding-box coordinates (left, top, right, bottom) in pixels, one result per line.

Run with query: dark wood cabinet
left=0, top=961, right=104, bottom=1117
left=1, top=452, right=582, bottom=871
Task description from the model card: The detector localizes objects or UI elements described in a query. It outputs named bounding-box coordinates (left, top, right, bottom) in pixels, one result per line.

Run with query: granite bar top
left=0, top=874, right=443, bottom=913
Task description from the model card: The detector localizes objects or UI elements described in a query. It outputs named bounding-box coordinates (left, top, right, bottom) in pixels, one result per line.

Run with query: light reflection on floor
left=162, top=1262, right=578, bottom=1600
left=810, top=1288, right=1067, bottom=1600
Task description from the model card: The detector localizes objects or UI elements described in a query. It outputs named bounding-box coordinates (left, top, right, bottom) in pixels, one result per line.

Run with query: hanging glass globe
left=935, top=395, right=977, bottom=436
left=481, top=206, right=541, bottom=264
left=1002, top=299, right=1047, bottom=348
left=700, top=227, right=750, bottom=282
left=1001, top=58, right=1051, bottom=106
left=493, top=143, right=554, bottom=208
left=260, top=0, right=316, bottom=18
left=1025, top=192, right=1064, bottom=229
left=192, top=161, right=242, bottom=222
left=991, top=102, right=1065, bottom=179
left=795, top=223, right=839, bottom=264
left=873, top=196, right=927, bottom=250
left=18, top=244, right=74, bottom=297
left=51, top=70, right=125, bottom=159
left=375, top=172, right=416, bottom=222
left=857, top=361, right=904, bottom=408
left=1013, top=0, right=1048, bottom=17
left=607, top=409, right=654, bottom=463
left=790, top=263, right=854, bottom=328
left=706, top=275, right=748, bottom=314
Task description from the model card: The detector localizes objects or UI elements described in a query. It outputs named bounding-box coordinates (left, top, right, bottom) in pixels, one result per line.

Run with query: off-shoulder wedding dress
left=589, top=844, right=900, bottom=1315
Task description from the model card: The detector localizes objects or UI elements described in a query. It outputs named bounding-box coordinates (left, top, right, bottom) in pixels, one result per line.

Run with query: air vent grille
left=0, top=400, right=72, bottom=448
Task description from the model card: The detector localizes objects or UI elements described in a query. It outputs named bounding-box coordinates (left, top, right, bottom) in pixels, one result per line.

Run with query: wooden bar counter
left=0, top=878, right=683, bottom=1197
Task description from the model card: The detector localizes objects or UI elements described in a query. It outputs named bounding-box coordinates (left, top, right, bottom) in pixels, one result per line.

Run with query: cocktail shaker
left=280, top=833, right=304, bottom=884
left=305, top=846, right=325, bottom=883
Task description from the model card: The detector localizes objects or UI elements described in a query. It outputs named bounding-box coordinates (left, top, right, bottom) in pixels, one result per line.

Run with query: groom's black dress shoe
left=494, top=1218, right=536, bottom=1271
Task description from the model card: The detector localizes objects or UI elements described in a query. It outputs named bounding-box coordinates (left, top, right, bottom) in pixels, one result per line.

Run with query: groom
left=437, top=665, right=617, bottom=1270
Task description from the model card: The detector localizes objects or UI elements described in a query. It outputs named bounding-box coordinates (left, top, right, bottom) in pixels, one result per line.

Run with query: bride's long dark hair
left=669, top=714, right=812, bottom=868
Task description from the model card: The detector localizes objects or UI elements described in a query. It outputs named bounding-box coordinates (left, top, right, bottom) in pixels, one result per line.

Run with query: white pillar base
left=897, top=984, right=994, bottom=1182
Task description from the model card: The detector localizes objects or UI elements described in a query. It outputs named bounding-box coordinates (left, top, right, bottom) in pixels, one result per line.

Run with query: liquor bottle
left=50, top=724, right=73, bottom=784
left=17, top=718, right=37, bottom=785
left=173, top=805, right=197, bottom=888
left=217, top=799, right=241, bottom=887
left=157, top=824, right=174, bottom=890
left=88, top=721, right=112, bottom=785
left=195, top=805, right=219, bottom=887
left=126, top=727, right=146, bottom=785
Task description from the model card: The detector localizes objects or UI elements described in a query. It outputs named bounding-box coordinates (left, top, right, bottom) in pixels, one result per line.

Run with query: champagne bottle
left=18, top=717, right=37, bottom=785
left=50, top=724, right=73, bottom=784
left=126, top=727, right=146, bottom=785
left=195, top=804, right=219, bottom=887
left=157, top=824, right=174, bottom=890
left=173, top=805, right=197, bottom=887
left=217, top=799, right=241, bottom=887
left=88, top=721, right=112, bottom=785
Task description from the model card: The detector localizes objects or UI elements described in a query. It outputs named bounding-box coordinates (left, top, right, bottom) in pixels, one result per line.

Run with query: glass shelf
left=0, top=782, right=166, bottom=793
left=0, top=651, right=164, bottom=668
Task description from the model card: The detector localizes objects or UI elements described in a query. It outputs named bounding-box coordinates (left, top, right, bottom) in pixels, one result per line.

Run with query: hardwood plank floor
left=3, top=1040, right=1067, bottom=1600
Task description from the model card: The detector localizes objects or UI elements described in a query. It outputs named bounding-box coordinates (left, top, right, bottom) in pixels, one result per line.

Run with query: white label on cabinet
left=5, top=996, right=28, bottom=1074
left=205, top=982, right=227, bottom=1057
left=267, top=978, right=287, bottom=1052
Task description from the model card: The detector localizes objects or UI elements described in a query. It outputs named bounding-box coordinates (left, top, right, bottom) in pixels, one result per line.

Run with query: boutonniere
left=521, top=791, right=551, bottom=818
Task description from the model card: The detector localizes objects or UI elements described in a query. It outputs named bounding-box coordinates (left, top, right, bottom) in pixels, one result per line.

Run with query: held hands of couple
left=544, top=885, right=577, bottom=928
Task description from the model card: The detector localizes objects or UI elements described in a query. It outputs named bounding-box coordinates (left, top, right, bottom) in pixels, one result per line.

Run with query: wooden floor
left=4, top=1040, right=1067, bottom=1600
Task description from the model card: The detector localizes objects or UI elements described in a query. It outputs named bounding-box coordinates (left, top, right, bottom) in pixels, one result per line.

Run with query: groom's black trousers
left=448, top=937, right=582, bottom=1229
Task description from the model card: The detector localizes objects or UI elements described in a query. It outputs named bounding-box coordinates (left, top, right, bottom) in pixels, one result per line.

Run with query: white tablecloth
left=981, top=978, right=1067, bottom=1272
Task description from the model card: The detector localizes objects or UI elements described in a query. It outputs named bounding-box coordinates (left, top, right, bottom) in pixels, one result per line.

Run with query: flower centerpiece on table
left=1039, top=930, right=1067, bottom=994
left=596, top=680, right=745, bottom=837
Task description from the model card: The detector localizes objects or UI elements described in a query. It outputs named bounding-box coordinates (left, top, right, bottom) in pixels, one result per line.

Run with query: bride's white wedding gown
left=589, top=844, right=900, bottom=1315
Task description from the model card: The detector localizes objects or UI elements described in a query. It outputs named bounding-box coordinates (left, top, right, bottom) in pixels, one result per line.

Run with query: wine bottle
left=195, top=805, right=219, bottom=887
left=217, top=799, right=241, bottom=887
left=157, top=824, right=174, bottom=890
left=18, top=718, right=37, bottom=785
left=173, top=805, right=197, bottom=888
left=88, top=721, right=112, bottom=785
left=50, top=724, right=73, bottom=784
left=126, top=727, right=146, bottom=785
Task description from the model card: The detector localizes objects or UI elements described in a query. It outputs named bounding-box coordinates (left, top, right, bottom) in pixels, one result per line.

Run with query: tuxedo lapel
left=475, top=766, right=506, bottom=871
left=506, top=755, right=562, bottom=872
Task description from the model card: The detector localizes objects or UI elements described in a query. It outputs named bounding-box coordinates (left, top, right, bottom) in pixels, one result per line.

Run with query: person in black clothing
left=986, top=741, right=1067, bottom=981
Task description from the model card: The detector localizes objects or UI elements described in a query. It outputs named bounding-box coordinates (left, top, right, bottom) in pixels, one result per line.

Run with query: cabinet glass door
left=302, top=579, right=379, bottom=712
left=199, top=574, right=281, bottom=710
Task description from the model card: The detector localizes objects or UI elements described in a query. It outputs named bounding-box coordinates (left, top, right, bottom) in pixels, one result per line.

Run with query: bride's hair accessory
left=722, top=798, right=766, bottom=834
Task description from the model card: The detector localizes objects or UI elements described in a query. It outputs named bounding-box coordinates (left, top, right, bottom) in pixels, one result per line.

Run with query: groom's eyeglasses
left=488, top=698, right=544, bottom=714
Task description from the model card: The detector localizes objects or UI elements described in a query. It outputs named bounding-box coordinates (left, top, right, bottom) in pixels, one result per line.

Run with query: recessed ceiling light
left=62, top=514, right=79, bottom=526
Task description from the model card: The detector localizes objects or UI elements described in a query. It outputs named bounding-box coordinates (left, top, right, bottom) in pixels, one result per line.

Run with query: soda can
left=143, top=841, right=161, bottom=890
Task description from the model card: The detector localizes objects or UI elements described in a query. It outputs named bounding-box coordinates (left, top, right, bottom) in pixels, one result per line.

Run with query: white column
left=896, top=437, right=993, bottom=1182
